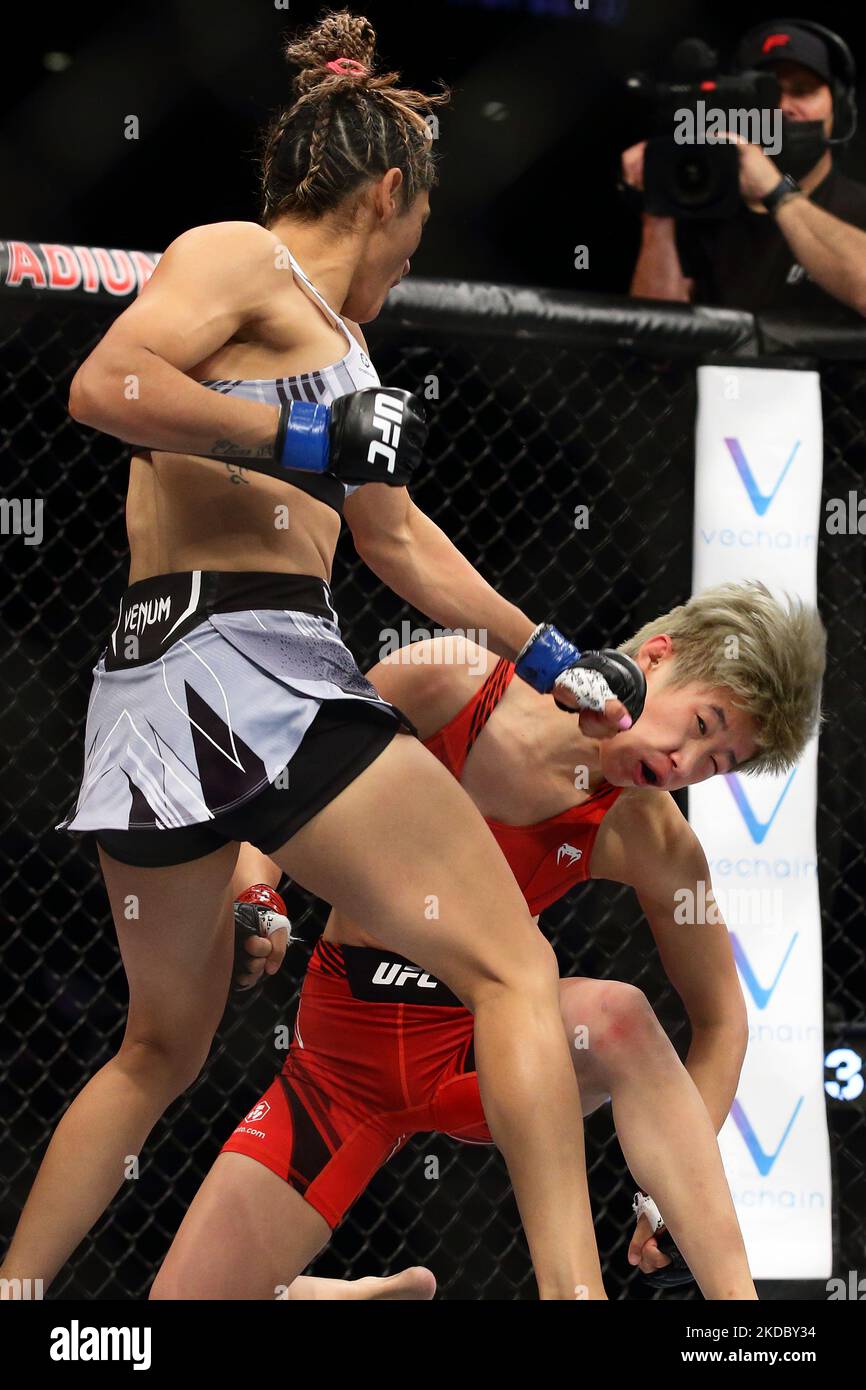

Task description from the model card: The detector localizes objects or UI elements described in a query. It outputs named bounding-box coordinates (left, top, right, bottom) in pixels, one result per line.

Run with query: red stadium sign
left=0, top=240, right=160, bottom=302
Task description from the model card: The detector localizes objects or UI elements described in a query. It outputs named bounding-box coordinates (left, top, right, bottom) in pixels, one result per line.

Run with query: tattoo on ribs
left=224, top=463, right=250, bottom=486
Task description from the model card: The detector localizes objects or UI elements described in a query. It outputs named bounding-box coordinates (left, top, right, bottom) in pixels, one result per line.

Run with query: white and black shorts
left=58, top=571, right=411, bottom=868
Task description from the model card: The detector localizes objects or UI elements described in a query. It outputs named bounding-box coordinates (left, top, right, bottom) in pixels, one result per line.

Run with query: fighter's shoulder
left=611, top=786, right=704, bottom=853
left=152, top=222, right=301, bottom=289
left=367, top=637, right=498, bottom=740
left=594, top=787, right=704, bottom=889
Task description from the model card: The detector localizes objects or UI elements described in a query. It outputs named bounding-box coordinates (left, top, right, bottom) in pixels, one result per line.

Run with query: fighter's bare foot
left=284, top=1267, right=436, bottom=1301
left=348, top=1267, right=436, bottom=1300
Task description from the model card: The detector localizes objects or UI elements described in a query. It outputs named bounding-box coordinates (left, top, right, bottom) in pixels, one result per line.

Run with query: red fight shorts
left=221, top=940, right=492, bottom=1229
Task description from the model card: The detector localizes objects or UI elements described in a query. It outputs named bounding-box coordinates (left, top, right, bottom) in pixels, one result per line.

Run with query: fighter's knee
left=464, top=930, right=559, bottom=1012
left=117, top=1030, right=212, bottom=1099
left=586, top=981, right=663, bottom=1062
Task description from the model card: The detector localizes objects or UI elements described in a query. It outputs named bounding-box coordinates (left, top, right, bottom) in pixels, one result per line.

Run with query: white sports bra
left=200, top=250, right=381, bottom=514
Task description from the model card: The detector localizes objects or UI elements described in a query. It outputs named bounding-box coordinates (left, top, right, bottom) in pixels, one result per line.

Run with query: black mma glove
left=209, top=387, right=427, bottom=489
left=514, top=623, right=647, bottom=724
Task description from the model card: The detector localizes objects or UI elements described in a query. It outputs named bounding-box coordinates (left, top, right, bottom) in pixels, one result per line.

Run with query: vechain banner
left=690, top=365, right=831, bottom=1278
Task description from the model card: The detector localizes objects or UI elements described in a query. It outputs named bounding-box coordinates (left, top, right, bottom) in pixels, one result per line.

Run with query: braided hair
left=260, top=9, right=449, bottom=225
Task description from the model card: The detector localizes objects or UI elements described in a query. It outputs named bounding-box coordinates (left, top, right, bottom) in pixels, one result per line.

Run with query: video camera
left=627, top=38, right=780, bottom=219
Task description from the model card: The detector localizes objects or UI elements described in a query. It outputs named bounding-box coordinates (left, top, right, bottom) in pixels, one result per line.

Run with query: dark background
left=3, top=0, right=866, bottom=285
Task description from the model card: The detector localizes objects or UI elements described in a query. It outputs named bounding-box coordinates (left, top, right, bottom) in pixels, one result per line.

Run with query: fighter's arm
left=638, top=810, right=748, bottom=1132
left=345, top=489, right=641, bottom=744
left=68, top=221, right=285, bottom=455
left=598, top=793, right=748, bottom=1132
left=365, top=635, right=496, bottom=738
left=343, top=485, right=535, bottom=661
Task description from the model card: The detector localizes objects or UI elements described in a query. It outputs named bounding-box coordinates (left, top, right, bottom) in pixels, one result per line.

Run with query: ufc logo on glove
left=366, top=392, right=405, bottom=473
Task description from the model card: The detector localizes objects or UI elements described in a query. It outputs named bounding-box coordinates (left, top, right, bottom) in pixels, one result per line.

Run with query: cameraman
left=623, top=21, right=866, bottom=321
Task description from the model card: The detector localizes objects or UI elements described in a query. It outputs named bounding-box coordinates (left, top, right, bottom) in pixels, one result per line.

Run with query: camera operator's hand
left=624, top=138, right=688, bottom=298
left=622, top=140, right=679, bottom=237
left=716, top=132, right=784, bottom=206
left=736, top=141, right=786, bottom=205
left=621, top=140, right=648, bottom=192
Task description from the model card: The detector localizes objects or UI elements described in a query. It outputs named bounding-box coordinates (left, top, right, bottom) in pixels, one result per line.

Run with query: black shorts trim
left=105, top=570, right=337, bottom=669
left=96, top=700, right=402, bottom=868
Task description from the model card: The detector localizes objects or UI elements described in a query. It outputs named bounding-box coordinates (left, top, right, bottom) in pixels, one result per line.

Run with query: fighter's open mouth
left=641, top=760, right=658, bottom=785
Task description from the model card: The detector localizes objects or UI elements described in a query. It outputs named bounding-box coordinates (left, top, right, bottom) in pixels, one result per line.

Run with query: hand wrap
left=232, top=883, right=293, bottom=997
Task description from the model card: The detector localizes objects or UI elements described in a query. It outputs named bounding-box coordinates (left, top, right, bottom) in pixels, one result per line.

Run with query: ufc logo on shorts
left=372, top=961, right=437, bottom=989
left=366, top=393, right=404, bottom=473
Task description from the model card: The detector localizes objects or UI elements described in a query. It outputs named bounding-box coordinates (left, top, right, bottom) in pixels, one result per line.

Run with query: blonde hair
left=618, top=581, right=826, bottom=775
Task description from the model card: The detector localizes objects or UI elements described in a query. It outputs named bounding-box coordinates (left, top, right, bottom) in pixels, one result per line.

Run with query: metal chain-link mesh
left=1, top=298, right=863, bottom=1299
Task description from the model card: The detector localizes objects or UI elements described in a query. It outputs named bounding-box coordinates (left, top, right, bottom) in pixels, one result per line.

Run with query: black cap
left=739, top=23, right=834, bottom=85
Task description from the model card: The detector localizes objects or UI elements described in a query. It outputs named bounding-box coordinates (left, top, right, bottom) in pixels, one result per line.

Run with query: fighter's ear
left=638, top=633, right=674, bottom=669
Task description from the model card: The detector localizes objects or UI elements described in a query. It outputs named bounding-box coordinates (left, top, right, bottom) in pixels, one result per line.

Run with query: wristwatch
left=762, top=173, right=803, bottom=216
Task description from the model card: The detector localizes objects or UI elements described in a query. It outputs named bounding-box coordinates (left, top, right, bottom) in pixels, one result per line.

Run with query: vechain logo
left=715, top=773, right=805, bottom=881
left=725, top=436, right=800, bottom=516
left=698, top=436, right=816, bottom=551
left=731, top=1096, right=803, bottom=1176
left=731, top=931, right=798, bottom=1010
left=725, top=771, right=796, bottom=845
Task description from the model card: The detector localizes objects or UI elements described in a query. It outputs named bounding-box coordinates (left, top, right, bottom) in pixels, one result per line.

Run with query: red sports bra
left=423, top=658, right=622, bottom=916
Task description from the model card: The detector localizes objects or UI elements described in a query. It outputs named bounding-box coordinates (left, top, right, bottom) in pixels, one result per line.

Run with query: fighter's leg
left=153, top=1060, right=432, bottom=1301
left=559, top=977, right=756, bottom=1299
left=155, top=1149, right=435, bottom=1300
left=0, top=842, right=239, bottom=1291
left=225, top=848, right=435, bottom=1303
left=269, top=732, right=605, bottom=1300
left=150, top=1154, right=330, bottom=1300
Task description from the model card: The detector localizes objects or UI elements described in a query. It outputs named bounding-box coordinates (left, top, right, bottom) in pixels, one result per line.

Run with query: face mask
left=771, top=117, right=829, bottom=180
